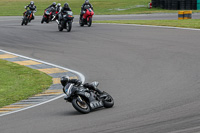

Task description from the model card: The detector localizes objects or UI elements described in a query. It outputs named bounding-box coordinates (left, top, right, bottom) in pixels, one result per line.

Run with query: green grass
left=1, top=0, right=200, bottom=16
left=94, top=19, right=200, bottom=29
left=0, top=59, right=52, bottom=108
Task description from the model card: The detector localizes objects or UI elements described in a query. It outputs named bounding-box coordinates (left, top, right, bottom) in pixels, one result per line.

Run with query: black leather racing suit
left=25, top=4, right=37, bottom=20
left=63, top=79, right=103, bottom=94
left=58, top=7, right=72, bottom=22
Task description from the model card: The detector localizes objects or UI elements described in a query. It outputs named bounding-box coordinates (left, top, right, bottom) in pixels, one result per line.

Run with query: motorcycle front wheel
left=58, top=24, right=63, bottom=31
left=21, top=18, right=24, bottom=26
left=87, top=17, right=92, bottom=27
left=66, top=21, right=72, bottom=32
left=79, top=17, right=84, bottom=27
left=25, top=18, right=28, bottom=25
left=41, top=17, right=45, bottom=24
left=72, top=97, right=90, bottom=114
left=22, top=16, right=28, bottom=25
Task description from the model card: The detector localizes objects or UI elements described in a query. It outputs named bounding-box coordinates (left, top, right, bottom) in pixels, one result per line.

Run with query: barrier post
left=183, top=10, right=192, bottom=19
left=178, top=11, right=184, bottom=20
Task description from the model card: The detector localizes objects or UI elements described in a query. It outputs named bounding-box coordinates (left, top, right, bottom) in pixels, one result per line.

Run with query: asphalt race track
left=1, top=15, right=200, bottom=133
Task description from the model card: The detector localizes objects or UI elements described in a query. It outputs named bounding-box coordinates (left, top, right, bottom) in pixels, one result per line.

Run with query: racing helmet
left=30, top=1, right=34, bottom=6
left=85, top=0, right=89, bottom=5
left=52, top=2, right=56, bottom=7
left=64, top=3, right=69, bottom=8
left=57, top=3, right=61, bottom=7
left=60, top=76, right=70, bottom=87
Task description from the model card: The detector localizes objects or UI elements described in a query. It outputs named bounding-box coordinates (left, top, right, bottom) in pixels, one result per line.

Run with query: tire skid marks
left=0, top=52, right=78, bottom=115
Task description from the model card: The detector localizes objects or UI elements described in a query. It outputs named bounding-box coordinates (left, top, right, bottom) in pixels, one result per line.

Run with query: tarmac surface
left=1, top=14, right=200, bottom=133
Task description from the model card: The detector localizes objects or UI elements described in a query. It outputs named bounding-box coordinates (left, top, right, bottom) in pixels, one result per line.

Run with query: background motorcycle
left=21, top=8, right=33, bottom=26
left=79, top=5, right=94, bottom=27
left=62, top=81, right=114, bottom=114
left=58, top=11, right=74, bottom=32
left=41, top=7, right=55, bottom=24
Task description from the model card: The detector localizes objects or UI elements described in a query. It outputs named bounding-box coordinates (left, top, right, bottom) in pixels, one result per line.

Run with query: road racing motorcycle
left=58, top=11, right=74, bottom=32
left=79, top=5, right=94, bottom=27
left=21, top=9, right=33, bottom=26
left=41, top=7, right=55, bottom=24
left=62, top=80, right=114, bottom=114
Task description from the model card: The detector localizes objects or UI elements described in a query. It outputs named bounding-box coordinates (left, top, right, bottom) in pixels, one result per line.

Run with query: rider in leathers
left=61, top=76, right=103, bottom=96
left=46, top=2, right=56, bottom=10
left=57, top=3, right=72, bottom=24
left=56, top=3, right=62, bottom=13
left=80, top=0, right=93, bottom=20
left=25, top=1, right=37, bottom=20
left=52, top=3, right=61, bottom=21
left=45, top=2, right=57, bottom=19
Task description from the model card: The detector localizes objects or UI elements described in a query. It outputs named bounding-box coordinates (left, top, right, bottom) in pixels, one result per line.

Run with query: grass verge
left=1, top=0, right=200, bottom=16
left=0, top=59, right=52, bottom=108
left=94, top=19, right=200, bottom=29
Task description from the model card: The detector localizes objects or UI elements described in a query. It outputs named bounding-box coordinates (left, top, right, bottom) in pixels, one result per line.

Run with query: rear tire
left=102, top=92, right=114, bottom=108
left=72, top=97, right=90, bottom=114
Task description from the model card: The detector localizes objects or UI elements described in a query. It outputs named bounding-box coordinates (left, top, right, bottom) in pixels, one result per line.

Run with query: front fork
left=77, top=95, right=85, bottom=104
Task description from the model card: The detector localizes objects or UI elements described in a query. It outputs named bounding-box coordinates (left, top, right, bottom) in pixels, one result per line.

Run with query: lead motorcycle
left=61, top=78, right=114, bottom=114
left=58, top=11, right=74, bottom=32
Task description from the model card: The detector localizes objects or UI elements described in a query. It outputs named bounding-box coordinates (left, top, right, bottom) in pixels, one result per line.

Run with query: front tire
left=41, top=17, right=45, bottom=24
left=25, top=18, right=28, bottom=25
left=87, top=17, right=92, bottom=27
left=72, top=97, right=90, bottom=114
left=22, top=16, right=28, bottom=25
left=66, top=21, right=72, bottom=32
left=21, top=18, right=24, bottom=26
left=79, top=17, right=84, bottom=27
left=58, top=24, right=63, bottom=31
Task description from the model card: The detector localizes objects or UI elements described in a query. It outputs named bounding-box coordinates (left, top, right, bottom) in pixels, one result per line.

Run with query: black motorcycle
left=58, top=11, right=74, bottom=32
left=21, top=9, right=33, bottom=26
left=62, top=81, right=114, bottom=114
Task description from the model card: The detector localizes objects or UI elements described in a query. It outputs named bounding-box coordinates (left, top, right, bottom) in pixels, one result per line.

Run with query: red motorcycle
left=79, top=6, right=94, bottom=27
left=41, top=7, right=55, bottom=24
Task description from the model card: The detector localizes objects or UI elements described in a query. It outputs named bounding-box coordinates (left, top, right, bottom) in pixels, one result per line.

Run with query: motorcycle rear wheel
left=102, top=92, right=114, bottom=108
left=72, top=97, right=90, bottom=114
